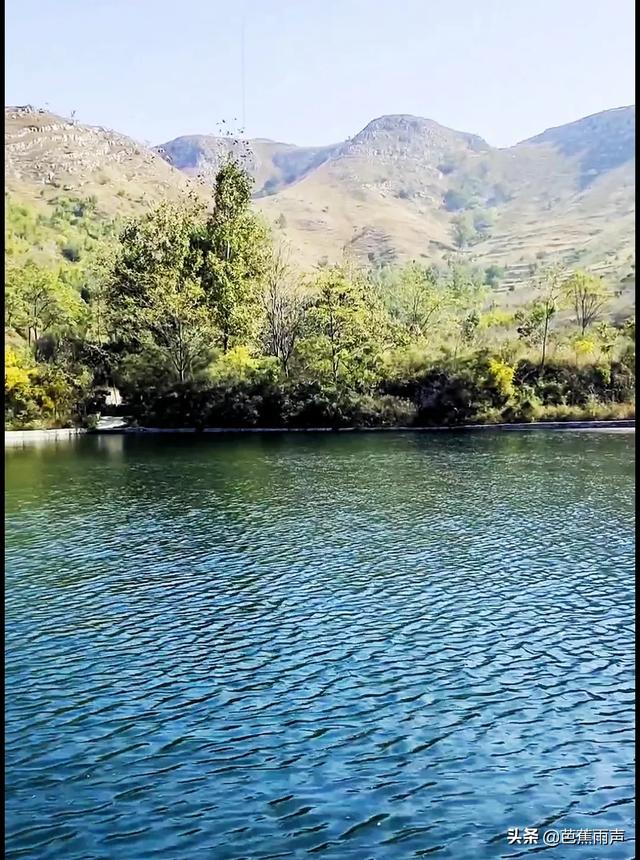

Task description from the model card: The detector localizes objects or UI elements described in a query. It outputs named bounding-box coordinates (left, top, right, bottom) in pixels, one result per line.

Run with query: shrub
left=281, top=381, right=341, bottom=428
left=443, top=189, right=470, bottom=212
left=335, top=394, right=416, bottom=428
left=484, top=264, right=504, bottom=288
left=61, top=243, right=82, bottom=262
left=5, top=346, right=97, bottom=429
left=513, top=359, right=632, bottom=407
left=409, top=357, right=511, bottom=426
left=487, top=357, right=515, bottom=398
left=501, top=388, right=544, bottom=423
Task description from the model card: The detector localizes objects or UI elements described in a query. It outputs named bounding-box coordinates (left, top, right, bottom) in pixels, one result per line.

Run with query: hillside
left=5, top=105, right=197, bottom=214
left=157, top=135, right=337, bottom=197
left=4, top=104, right=635, bottom=310
left=5, top=105, right=206, bottom=271
left=158, top=107, right=635, bottom=306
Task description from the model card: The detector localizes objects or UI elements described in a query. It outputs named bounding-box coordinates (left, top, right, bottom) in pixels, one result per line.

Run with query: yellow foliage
left=573, top=336, right=595, bottom=357
left=210, top=346, right=260, bottom=380
left=481, top=309, right=514, bottom=329
left=39, top=395, right=56, bottom=412
left=488, top=357, right=515, bottom=397
left=5, top=365, right=31, bottom=393
left=4, top=348, right=33, bottom=394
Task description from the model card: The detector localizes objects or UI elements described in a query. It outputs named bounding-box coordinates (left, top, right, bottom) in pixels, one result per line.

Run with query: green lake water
left=5, top=430, right=635, bottom=859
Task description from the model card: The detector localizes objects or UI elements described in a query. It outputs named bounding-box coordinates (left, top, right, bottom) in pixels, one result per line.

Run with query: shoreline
left=5, top=419, right=635, bottom=445
left=4, top=427, right=88, bottom=446
left=100, top=419, right=636, bottom=434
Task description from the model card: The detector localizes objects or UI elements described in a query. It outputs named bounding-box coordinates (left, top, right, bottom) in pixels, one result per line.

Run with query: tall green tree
left=197, top=157, right=271, bottom=352
left=5, top=261, right=84, bottom=350
left=389, top=263, right=448, bottom=339
left=108, top=204, right=212, bottom=383
left=516, top=265, right=564, bottom=368
left=302, top=267, right=392, bottom=390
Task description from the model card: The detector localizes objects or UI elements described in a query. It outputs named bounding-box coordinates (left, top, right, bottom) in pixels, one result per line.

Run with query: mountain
left=5, top=104, right=196, bottom=216
left=157, top=107, right=635, bottom=303
left=522, top=106, right=635, bottom=187
left=5, top=104, right=635, bottom=309
left=157, top=135, right=337, bottom=197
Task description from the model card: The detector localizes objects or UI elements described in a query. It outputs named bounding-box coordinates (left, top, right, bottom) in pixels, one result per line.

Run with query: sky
left=5, top=0, right=635, bottom=148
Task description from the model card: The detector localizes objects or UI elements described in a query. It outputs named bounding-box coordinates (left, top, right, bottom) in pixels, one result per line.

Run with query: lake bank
left=108, top=419, right=635, bottom=434
left=4, top=419, right=636, bottom=447
left=5, top=418, right=635, bottom=445
left=4, top=427, right=87, bottom=446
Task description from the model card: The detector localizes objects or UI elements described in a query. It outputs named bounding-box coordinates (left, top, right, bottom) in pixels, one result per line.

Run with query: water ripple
left=5, top=431, right=635, bottom=859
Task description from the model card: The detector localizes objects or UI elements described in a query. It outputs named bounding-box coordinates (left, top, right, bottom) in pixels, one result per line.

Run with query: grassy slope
left=254, top=122, right=635, bottom=310
left=5, top=107, right=198, bottom=217
left=158, top=110, right=635, bottom=305
left=5, top=106, right=636, bottom=311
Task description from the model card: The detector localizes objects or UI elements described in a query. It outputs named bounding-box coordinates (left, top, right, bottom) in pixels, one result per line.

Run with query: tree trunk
left=541, top=313, right=549, bottom=369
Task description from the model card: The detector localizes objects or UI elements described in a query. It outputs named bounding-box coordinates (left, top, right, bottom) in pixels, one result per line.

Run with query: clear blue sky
left=5, top=0, right=635, bottom=148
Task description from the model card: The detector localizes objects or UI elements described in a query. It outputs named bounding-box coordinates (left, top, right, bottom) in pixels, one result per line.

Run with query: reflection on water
left=5, top=431, right=635, bottom=859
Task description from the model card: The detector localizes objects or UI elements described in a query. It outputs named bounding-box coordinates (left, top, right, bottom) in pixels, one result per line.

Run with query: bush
left=383, top=355, right=513, bottom=426
left=330, top=393, right=416, bottom=428
left=443, top=189, right=470, bottom=212
left=125, top=375, right=284, bottom=429
left=4, top=346, right=97, bottom=429
left=123, top=378, right=418, bottom=430
left=513, top=359, right=633, bottom=407
left=61, top=243, right=82, bottom=262
left=484, top=264, right=504, bottom=288
left=501, top=388, right=544, bottom=423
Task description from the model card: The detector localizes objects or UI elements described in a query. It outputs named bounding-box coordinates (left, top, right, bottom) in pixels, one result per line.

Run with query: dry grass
left=5, top=106, right=635, bottom=307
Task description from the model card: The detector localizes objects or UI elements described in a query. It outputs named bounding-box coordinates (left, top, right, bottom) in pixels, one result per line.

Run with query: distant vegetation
left=7, top=105, right=635, bottom=288
left=4, top=160, right=635, bottom=430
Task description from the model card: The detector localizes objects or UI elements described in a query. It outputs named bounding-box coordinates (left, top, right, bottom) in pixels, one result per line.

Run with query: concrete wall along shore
left=5, top=428, right=87, bottom=447
left=5, top=418, right=635, bottom=445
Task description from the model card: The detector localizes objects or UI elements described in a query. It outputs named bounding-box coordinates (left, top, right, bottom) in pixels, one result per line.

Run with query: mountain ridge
left=5, top=104, right=635, bottom=307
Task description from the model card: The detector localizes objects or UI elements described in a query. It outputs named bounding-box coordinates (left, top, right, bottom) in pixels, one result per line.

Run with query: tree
left=109, top=204, right=213, bottom=383
left=443, top=262, right=487, bottom=355
left=146, top=277, right=212, bottom=383
left=484, top=264, right=504, bottom=288
left=392, top=263, right=448, bottom=338
left=472, top=208, right=494, bottom=239
left=562, top=270, right=611, bottom=335
left=536, top=266, right=564, bottom=368
left=515, top=301, right=547, bottom=350
left=623, top=316, right=635, bottom=341
left=197, top=157, right=271, bottom=352
left=446, top=261, right=486, bottom=312
left=461, top=310, right=480, bottom=345
left=261, top=248, right=308, bottom=376
left=594, top=321, right=618, bottom=356
left=452, top=212, right=475, bottom=249
left=5, top=261, right=84, bottom=350
left=443, top=189, right=470, bottom=211
left=302, top=267, right=388, bottom=390
left=81, top=245, right=116, bottom=346
left=516, top=265, right=564, bottom=368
